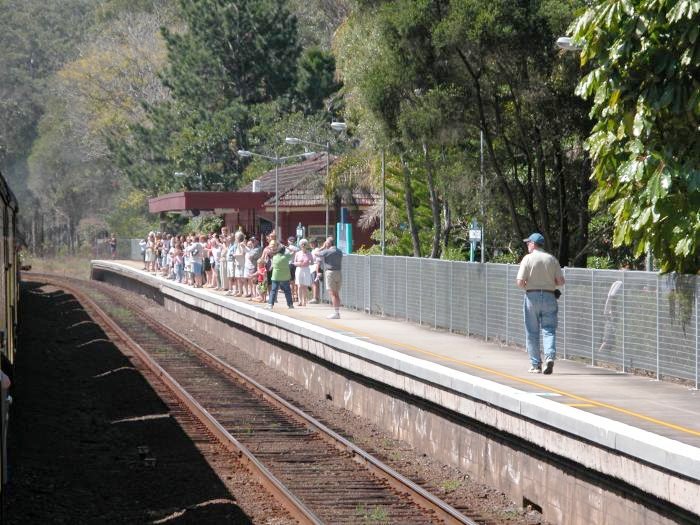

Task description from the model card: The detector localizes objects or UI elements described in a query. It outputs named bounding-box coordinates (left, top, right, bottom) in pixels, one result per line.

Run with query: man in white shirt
left=516, top=233, right=565, bottom=374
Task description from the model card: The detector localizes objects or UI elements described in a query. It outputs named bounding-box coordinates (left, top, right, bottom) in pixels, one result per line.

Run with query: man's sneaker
left=288, top=305, right=295, bottom=309
left=265, top=304, right=272, bottom=310
left=327, top=312, right=340, bottom=319
left=309, top=299, right=319, bottom=304
left=528, top=366, right=542, bottom=374
left=543, top=359, right=555, bottom=375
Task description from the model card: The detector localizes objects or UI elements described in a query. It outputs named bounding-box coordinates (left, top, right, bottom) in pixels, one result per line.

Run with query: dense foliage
left=572, top=0, right=700, bottom=273
left=1, top=0, right=697, bottom=272
left=336, top=0, right=593, bottom=263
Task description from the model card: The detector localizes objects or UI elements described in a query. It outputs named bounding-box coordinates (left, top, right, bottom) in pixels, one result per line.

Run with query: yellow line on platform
left=302, top=315, right=700, bottom=439
left=567, top=404, right=596, bottom=408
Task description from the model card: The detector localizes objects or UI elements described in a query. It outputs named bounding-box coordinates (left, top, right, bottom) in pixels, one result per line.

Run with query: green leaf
left=609, top=89, right=621, bottom=108
left=674, top=237, right=692, bottom=256
left=658, top=85, right=674, bottom=108
left=632, top=109, right=645, bottom=137
left=633, top=206, right=652, bottom=230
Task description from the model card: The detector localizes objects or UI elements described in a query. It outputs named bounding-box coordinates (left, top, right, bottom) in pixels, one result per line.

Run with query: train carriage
left=0, top=170, right=19, bottom=492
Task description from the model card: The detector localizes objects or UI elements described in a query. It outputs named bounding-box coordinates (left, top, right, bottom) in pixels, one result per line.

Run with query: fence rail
left=342, top=255, right=699, bottom=388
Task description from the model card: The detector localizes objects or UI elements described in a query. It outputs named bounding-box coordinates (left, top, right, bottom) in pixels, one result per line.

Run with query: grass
left=22, top=255, right=93, bottom=281
left=441, top=479, right=462, bottom=492
left=355, top=504, right=389, bottom=524
left=387, top=450, right=402, bottom=462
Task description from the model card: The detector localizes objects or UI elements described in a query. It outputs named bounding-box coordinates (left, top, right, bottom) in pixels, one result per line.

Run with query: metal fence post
left=484, top=264, right=489, bottom=341
left=695, top=286, right=698, bottom=389
left=405, top=257, right=408, bottom=322
left=591, top=269, right=595, bottom=366
left=449, top=261, right=454, bottom=332
left=392, top=256, right=396, bottom=318
left=562, top=268, right=567, bottom=360
left=419, top=257, right=423, bottom=326
left=466, top=264, right=471, bottom=335
left=434, top=260, right=438, bottom=328
left=506, top=265, right=510, bottom=345
left=656, top=274, right=660, bottom=380
left=621, top=270, right=626, bottom=373
left=368, top=255, right=372, bottom=313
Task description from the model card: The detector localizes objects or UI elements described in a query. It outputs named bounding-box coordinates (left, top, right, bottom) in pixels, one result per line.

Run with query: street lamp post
left=381, top=149, right=385, bottom=255
left=555, top=36, right=582, bottom=51
left=237, top=149, right=315, bottom=237
left=285, top=122, right=347, bottom=239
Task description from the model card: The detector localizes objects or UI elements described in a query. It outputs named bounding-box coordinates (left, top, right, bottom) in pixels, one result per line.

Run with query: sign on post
left=469, top=218, right=483, bottom=262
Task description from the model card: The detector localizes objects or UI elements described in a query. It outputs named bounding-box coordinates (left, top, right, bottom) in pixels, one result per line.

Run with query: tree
left=295, top=47, right=342, bottom=114
left=27, top=97, right=114, bottom=251
left=572, top=0, right=700, bottom=273
left=160, top=0, right=301, bottom=107
left=336, top=0, right=591, bottom=262
left=25, top=7, right=175, bottom=250
left=112, top=0, right=306, bottom=194
left=1, top=0, right=174, bottom=251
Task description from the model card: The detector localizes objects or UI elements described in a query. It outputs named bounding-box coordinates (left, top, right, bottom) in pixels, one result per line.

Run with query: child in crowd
left=173, top=243, right=184, bottom=283
left=253, top=259, right=268, bottom=303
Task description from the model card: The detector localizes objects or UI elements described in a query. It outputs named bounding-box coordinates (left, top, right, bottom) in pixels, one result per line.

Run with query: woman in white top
left=183, top=239, right=193, bottom=285
left=145, top=232, right=156, bottom=273
left=225, top=236, right=236, bottom=295
left=243, top=239, right=257, bottom=298
left=210, top=237, right=221, bottom=290
left=293, top=239, right=313, bottom=306
left=233, top=231, right=248, bottom=296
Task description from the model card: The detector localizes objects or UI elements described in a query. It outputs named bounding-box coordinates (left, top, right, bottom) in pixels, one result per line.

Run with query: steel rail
left=26, top=275, right=322, bottom=525
left=30, top=275, right=478, bottom=525
left=159, top=315, right=478, bottom=525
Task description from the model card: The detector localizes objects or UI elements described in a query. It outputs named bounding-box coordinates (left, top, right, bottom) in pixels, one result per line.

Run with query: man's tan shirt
left=516, top=249, right=563, bottom=291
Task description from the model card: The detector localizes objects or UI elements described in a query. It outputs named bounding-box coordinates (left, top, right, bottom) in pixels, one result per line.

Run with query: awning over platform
left=148, top=191, right=271, bottom=215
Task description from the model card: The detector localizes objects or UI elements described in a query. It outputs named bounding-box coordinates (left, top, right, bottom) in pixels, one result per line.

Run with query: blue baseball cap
left=523, top=233, right=545, bottom=245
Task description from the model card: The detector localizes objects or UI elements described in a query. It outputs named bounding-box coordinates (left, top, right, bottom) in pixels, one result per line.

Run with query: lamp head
left=556, top=36, right=581, bottom=51
left=285, top=137, right=301, bottom=145
left=330, top=121, right=347, bottom=132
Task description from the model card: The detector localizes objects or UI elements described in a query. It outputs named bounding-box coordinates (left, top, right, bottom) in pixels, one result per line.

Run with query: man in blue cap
left=516, top=233, right=565, bottom=374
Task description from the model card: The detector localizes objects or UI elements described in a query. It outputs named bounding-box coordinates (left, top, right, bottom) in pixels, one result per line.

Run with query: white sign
left=469, top=229, right=482, bottom=241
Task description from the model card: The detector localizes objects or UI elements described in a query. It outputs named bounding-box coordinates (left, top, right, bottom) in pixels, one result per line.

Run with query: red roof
left=239, top=153, right=329, bottom=194
left=148, top=191, right=270, bottom=214
left=148, top=153, right=377, bottom=215
left=240, top=153, right=377, bottom=209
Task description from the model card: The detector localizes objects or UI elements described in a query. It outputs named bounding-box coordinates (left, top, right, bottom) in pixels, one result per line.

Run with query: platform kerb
left=91, top=261, right=700, bottom=517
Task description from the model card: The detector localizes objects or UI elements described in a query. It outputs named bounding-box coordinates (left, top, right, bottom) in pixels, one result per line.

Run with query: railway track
left=31, top=275, right=478, bottom=525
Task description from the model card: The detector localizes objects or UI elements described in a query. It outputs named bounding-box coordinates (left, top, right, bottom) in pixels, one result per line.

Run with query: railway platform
left=91, top=260, right=700, bottom=525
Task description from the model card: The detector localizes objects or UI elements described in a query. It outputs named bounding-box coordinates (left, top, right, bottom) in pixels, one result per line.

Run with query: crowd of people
left=135, top=227, right=571, bottom=371
left=138, top=227, right=343, bottom=318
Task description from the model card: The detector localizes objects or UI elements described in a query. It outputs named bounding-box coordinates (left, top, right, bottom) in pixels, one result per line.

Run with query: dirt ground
left=1, top=281, right=264, bottom=524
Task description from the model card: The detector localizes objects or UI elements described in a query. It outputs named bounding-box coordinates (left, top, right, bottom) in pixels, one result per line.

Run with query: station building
left=148, top=153, right=377, bottom=250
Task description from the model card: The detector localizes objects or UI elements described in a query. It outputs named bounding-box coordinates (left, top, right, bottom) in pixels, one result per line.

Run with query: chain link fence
left=342, top=255, right=699, bottom=388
